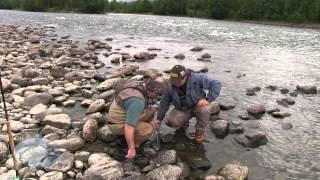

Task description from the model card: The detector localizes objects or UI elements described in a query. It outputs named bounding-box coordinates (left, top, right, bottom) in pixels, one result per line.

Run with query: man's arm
left=200, top=74, right=221, bottom=102
left=123, top=97, right=145, bottom=158
left=156, top=89, right=172, bottom=121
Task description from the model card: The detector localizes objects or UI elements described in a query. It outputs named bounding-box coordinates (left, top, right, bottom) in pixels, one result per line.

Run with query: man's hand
left=150, top=120, right=161, bottom=128
left=197, top=99, right=209, bottom=107
left=126, top=147, right=136, bottom=159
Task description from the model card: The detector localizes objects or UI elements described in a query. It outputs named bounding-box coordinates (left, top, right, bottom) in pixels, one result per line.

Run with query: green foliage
left=0, top=0, right=318, bottom=23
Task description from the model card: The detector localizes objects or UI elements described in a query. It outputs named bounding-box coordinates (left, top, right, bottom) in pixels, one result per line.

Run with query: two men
left=108, top=65, right=221, bottom=159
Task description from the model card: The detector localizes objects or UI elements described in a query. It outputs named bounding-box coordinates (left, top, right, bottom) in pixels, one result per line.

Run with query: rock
left=96, top=78, right=122, bottom=92
left=219, top=101, right=235, bottom=110
left=44, top=114, right=71, bottom=129
left=153, top=150, right=177, bottom=166
left=36, top=170, right=45, bottom=177
left=44, top=133, right=59, bottom=141
left=49, top=66, right=67, bottom=78
left=109, top=55, right=121, bottom=64
left=234, top=130, right=268, bottom=148
left=48, top=136, right=85, bottom=152
left=266, top=108, right=280, bottom=114
left=63, top=100, right=76, bottom=107
left=19, top=166, right=37, bottom=178
left=81, top=99, right=93, bottom=107
left=45, top=152, right=74, bottom=172
left=271, top=112, right=291, bottom=118
left=0, top=142, right=8, bottom=162
left=204, top=176, right=225, bottom=180
left=30, top=104, right=47, bottom=115
left=229, top=127, right=244, bottom=134
left=210, top=120, right=229, bottom=138
left=246, top=88, right=256, bottom=96
left=296, top=85, right=317, bottom=94
left=65, top=71, right=86, bottom=82
left=265, top=85, right=277, bottom=91
left=97, top=90, right=115, bottom=100
left=42, top=125, right=67, bottom=136
left=281, top=97, right=295, bottom=105
left=133, top=51, right=155, bottom=61
left=238, top=114, right=250, bottom=120
left=174, top=54, right=185, bottom=59
left=189, top=158, right=211, bottom=170
left=24, top=93, right=53, bottom=107
left=0, top=78, right=11, bottom=92
left=97, top=125, right=117, bottom=142
left=0, top=170, right=16, bottom=180
left=83, top=119, right=98, bottom=142
left=217, top=162, right=248, bottom=180
left=289, top=91, right=298, bottom=97
left=280, top=88, right=289, bottom=94
left=75, top=151, right=90, bottom=162
left=13, top=95, right=24, bottom=104
left=109, top=65, right=139, bottom=78
left=87, top=99, right=105, bottom=114
left=67, top=171, right=76, bottom=178
left=79, top=89, right=93, bottom=99
left=69, top=48, right=86, bottom=56
left=21, top=68, right=40, bottom=78
left=40, top=171, right=63, bottom=180
left=9, top=121, right=25, bottom=132
left=83, top=160, right=123, bottom=180
left=247, top=104, right=266, bottom=118
left=201, top=53, right=211, bottom=59
left=75, top=160, right=84, bottom=169
left=190, top=47, right=204, bottom=52
left=200, top=67, right=209, bottom=73
left=31, top=77, right=50, bottom=85
left=281, top=121, right=293, bottom=130
left=145, top=164, right=182, bottom=180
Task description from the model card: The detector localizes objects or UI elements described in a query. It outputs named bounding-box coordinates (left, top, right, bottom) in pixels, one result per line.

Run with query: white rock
left=30, top=104, right=47, bottom=115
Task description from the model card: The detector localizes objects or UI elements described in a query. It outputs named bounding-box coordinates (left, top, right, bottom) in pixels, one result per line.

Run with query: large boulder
left=82, top=119, right=98, bottom=142
left=24, top=93, right=53, bottom=107
left=145, top=165, right=182, bottom=180
left=217, top=162, right=248, bottom=180
left=48, top=136, right=85, bottom=152
left=43, top=114, right=71, bottom=129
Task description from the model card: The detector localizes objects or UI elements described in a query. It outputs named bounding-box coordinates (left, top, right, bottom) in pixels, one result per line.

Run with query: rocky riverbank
left=0, top=24, right=318, bottom=180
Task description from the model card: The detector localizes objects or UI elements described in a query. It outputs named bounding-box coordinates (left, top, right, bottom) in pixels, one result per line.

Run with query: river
left=0, top=10, right=319, bottom=180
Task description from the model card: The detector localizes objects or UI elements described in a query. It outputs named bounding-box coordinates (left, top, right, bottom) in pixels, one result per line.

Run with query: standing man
left=108, top=75, right=167, bottom=159
left=156, top=65, right=221, bottom=144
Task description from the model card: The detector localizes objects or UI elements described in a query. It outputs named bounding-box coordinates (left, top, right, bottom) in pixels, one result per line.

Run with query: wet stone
left=174, top=54, right=185, bottom=59
left=238, top=114, right=250, bottom=120
left=267, top=108, right=280, bottom=114
left=152, top=150, right=177, bottom=166
left=296, top=85, right=317, bottom=94
left=247, top=104, right=266, bottom=118
left=281, top=97, right=295, bottom=105
left=219, top=101, right=235, bottom=110
left=190, top=158, right=212, bottom=170
left=45, top=152, right=74, bottom=172
left=271, top=112, right=291, bottom=118
left=191, top=47, right=204, bottom=52
left=217, top=162, right=248, bottom=180
left=281, top=121, right=293, bottom=130
left=265, top=85, right=277, bottom=91
left=280, top=88, right=289, bottom=94
left=210, top=120, right=229, bottom=138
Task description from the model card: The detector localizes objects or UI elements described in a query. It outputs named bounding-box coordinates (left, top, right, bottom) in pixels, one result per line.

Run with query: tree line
left=0, top=0, right=319, bottom=23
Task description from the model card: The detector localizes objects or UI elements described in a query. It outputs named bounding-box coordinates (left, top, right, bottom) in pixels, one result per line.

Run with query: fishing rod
left=0, top=74, right=20, bottom=180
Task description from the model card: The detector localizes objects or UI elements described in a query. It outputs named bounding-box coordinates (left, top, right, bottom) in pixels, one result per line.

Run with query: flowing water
left=1, top=10, right=320, bottom=180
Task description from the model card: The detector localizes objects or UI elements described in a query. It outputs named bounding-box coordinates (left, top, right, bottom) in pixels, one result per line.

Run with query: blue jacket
left=157, top=70, right=221, bottom=121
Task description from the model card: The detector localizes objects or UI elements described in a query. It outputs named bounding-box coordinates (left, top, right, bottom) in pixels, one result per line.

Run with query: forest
left=0, top=0, right=319, bottom=23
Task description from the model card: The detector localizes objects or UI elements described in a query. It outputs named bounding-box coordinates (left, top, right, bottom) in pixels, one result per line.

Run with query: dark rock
left=289, top=91, right=298, bottom=97
left=267, top=108, right=280, bottom=114
left=271, top=112, right=291, bottom=118
left=219, top=101, right=235, bottom=110
left=247, top=104, right=266, bottom=118
left=49, top=66, right=67, bottom=78
left=21, top=68, right=40, bottom=78
left=97, top=90, right=115, bottom=100
left=241, top=130, right=268, bottom=148
left=281, top=97, right=295, bottom=105
left=276, top=99, right=289, bottom=107
left=265, top=85, right=277, bottom=91
left=280, top=88, right=289, bottom=94
left=246, top=88, right=256, bottom=96
left=200, top=67, right=209, bottom=73
left=174, top=54, right=185, bottom=59
left=133, top=52, right=155, bottom=61
left=238, top=114, right=250, bottom=120
left=97, top=125, right=117, bottom=143
left=190, top=158, right=211, bottom=170
left=65, top=71, right=86, bottom=82
left=190, top=47, right=204, bottom=52
left=281, top=121, right=293, bottom=130
left=296, top=85, right=317, bottom=94
left=229, top=127, right=244, bottom=134
left=210, top=120, right=229, bottom=138
left=201, top=53, right=211, bottom=59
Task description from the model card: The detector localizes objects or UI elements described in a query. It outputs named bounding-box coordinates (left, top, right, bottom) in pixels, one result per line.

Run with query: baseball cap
left=170, top=65, right=187, bottom=79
